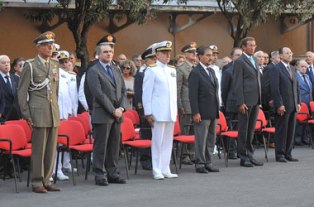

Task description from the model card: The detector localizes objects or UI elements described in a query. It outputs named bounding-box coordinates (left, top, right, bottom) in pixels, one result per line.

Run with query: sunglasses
left=123, top=67, right=131, bottom=70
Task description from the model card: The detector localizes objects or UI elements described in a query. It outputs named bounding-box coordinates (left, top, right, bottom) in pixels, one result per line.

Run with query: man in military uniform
left=176, top=42, right=197, bottom=165
left=142, top=41, right=178, bottom=180
left=134, top=43, right=157, bottom=170
left=18, top=31, right=60, bottom=193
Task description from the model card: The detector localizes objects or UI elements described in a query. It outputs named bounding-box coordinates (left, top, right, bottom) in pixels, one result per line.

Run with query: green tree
left=26, top=0, right=153, bottom=70
left=216, top=0, right=314, bottom=47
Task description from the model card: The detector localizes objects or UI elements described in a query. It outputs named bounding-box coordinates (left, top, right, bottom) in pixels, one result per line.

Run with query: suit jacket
left=233, top=54, right=261, bottom=107
left=0, top=73, right=20, bottom=120
left=142, top=60, right=177, bottom=122
left=176, top=61, right=193, bottom=114
left=17, top=56, right=60, bottom=127
left=270, top=61, right=300, bottom=113
left=296, top=71, right=312, bottom=105
left=262, top=62, right=276, bottom=105
left=188, top=63, right=219, bottom=120
left=86, top=61, right=126, bottom=124
left=221, top=63, right=237, bottom=113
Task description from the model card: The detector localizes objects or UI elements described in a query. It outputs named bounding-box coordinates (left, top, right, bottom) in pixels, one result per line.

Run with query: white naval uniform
left=67, top=71, right=78, bottom=116
left=210, top=64, right=222, bottom=107
left=58, top=68, right=72, bottom=119
left=142, top=60, right=177, bottom=176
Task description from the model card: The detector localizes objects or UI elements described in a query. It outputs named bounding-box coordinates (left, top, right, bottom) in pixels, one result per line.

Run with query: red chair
left=216, top=111, right=238, bottom=167
left=55, top=120, right=93, bottom=185
left=5, top=120, right=32, bottom=149
left=296, top=102, right=313, bottom=148
left=173, top=116, right=194, bottom=169
left=69, top=115, right=93, bottom=144
left=121, top=118, right=151, bottom=178
left=0, top=125, right=31, bottom=193
left=123, top=110, right=140, bottom=139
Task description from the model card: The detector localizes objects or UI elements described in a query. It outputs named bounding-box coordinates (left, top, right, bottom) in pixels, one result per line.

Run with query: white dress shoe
left=57, top=173, right=69, bottom=181
left=49, top=177, right=54, bottom=182
left=162, top=172, right=178, bottom=178
left=63, top=167, right=77, bottom=173
left=153, top=174, right=164, bottom=180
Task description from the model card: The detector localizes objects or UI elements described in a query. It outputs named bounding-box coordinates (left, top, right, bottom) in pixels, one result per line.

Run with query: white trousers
left=151, top=122, right=175, bottom=176
left=53, top=151, right=71, bottom=174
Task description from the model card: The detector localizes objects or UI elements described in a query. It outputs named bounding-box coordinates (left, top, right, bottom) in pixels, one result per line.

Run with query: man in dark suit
left=233, top=37, right=263, bottom=167
left=271, top=47, right=300, bottom=162
left=221, top=47, right=242, bottom=159
left=188, top=46, right=220, bottom=174
left=86, top=39, right=127, bottom=186
left=0, top=55, right=21, bottom=123
left=305, top=51, right=314, bottom=98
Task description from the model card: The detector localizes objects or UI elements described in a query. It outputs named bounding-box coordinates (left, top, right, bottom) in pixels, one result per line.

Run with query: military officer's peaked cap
left=155, top=41, right=172, bottom=52
left=34, top=31, right=55, bottom=45
left=97, top=34, right=116, bottom=46
left=57, top=50, right=70, bottom=60
left=209, top=44, right=219, bottom=54
left=181, top=42, right=197, bottom=53
left=141, top=43, right=157, bottom=60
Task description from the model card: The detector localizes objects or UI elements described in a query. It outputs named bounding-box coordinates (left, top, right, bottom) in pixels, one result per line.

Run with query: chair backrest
left=5, top=120, right=32, bottom=143
left=216, top=111, right=228, bottom=133
left=173, top=116, right=181, bottom=136
left=309, top=101, right=314, bottom=114
left=255, top=109, right=268, bottom=130
left=120, top=118, right=136, bottom=142
left=79, top=112, right=90, bottom=121
left=128, top=110, right=140, bottom=125
left=123, top=110, right=136, bottom=125
left=296, top=102, right=310, bottom=122
left=58, top=120, right=86, bottom=146
left=0, top=125, right=27, bottom=151
left=69, top=115, right=91, bottom=137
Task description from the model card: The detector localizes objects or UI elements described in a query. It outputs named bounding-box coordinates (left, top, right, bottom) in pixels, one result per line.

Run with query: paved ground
left=1, top=146, right=314, bottom=207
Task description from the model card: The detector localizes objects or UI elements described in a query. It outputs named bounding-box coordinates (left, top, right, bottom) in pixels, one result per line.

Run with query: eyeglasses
left=123, top=67, right=131, bottom=70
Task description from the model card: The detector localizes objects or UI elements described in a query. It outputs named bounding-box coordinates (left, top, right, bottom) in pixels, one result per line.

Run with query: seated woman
left=121, top=60, right=136, bottom=110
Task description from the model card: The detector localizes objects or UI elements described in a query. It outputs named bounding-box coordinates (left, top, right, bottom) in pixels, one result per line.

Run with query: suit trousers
left=237, top=105, right=259, bottom=159
left=151, top=122, right=175, bottom=176
left=194, top=119, right=217, bottom=169
left=31, top=127, right=58, bottom=187
left=93, top=122, right=121, bottom=180
left=274, top=112, right=296, bottom=158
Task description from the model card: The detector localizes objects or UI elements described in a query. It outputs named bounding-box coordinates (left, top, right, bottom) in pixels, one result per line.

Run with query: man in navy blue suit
left=305, top=51, right=314, bottom=98
left=0, top=55, right=20, bottom=123
left=271, top=47, right=300, bottom=162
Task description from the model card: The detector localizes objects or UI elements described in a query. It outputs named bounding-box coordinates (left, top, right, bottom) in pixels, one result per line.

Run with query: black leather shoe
left=205, top=164, right=219, bottom=172
left=108, top=177, right=126, bottom=184
left=195, top=167, right=208, bottom=174
left=249, top=158, right=263, bottom=166
left=240, top=159, right=253, bottom=167
left=181, top=157, right=193, bottom=165
left=228, top=154, right=238, bottom=160
left=285, top=156, right=298, bottom=162
left=95, top=179, right=109, bottom=186
left=276, top=156, right=287, bottom=163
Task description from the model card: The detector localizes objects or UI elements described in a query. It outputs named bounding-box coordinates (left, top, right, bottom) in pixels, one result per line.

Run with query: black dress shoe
left=249, top=158, right=264, bottom=166
left=228, top=154, right=238, bottom=160
left=195, top=167, right=208, bottom=174
left=181, top=157, right=193, bottom=165
left=276, top=157, right=287, bottom=163
left=285, top=156, right=299, bottom=162
left=108, top=177, right=126, bottom=184
left=240, top=159, right=253, bottom=167
left=205, top=164, right=219, bottom=172
left=95, top=179, right=109, bottom=186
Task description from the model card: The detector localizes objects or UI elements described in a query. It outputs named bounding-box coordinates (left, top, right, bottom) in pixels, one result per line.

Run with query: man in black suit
left=233, top=37, right=263, bottom=167
left=221, top=47, right=242, bottom=159
left=271, top=47, right=300, bottom=162
left=0, top=55, right=20, bottom=123
left=188, top=46, right=220, bottom=174
left=86, top=36, right=127, bottom=186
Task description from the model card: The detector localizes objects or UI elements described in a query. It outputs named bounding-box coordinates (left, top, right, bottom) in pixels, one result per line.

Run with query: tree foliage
left=217, top=0, right=314, bottom=47
left=26, top=0, right=153, bottom=70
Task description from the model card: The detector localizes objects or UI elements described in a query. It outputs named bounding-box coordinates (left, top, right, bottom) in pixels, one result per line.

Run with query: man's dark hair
left=230, top=47, right=241, bottom=56
left=240, top=37, right=255, bottom=47
left=278, top=47, right=284, bottom=55
left=196, top=46, right=211, bottom=58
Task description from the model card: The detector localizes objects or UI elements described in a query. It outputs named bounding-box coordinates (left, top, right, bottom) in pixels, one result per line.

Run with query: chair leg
left=172, top=148, right=178, bottom=174
left=179, top=143, right=184, bottom=169
left=70, top=150, right=76, bottom=186
left=16, top=157, right=22, bottom=182
left=11, top=155, right=19, bottom=193
left=135, top=150, right=139, bottom=175
left=27, top=161, right=31, bottom=187
left=85, top=153, right=91, bottom=181
left=262, top=134, right=268, bottom=162
left=225, top=137, right=230, bottom=168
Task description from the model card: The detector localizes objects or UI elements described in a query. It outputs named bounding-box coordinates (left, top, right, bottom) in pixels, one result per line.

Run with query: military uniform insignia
left=61, top=74, right=67, bottom=78
left=52, top=68, right=58, bottom=77
left=46, top=32, right=54, bottom=39
left=137, top=102, right=143, bottom=109
left=170, top=71, right=176, bottom=77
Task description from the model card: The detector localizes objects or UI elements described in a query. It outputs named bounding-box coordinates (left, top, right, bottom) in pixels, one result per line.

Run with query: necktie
left=106, top=65, right=116, bottom=84
left=287, top=65, right=292, bottom=78
left=207, top=67, right=216, bottom=86
left=249, top=56, right=256, bottom=69
left=5, top=75, right=12, bottom=94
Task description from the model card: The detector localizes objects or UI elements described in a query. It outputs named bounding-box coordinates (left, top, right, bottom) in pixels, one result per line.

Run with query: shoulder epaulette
left=26, top=58, right=34, bottom=63
left=148, top=63, right=157, bottom=67
left=168, top=64, right=175, bottom=68
left=68, top=71, right=77, bottom=75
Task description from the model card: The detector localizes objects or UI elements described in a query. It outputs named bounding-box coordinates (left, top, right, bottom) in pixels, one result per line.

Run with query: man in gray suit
left=176, top=42, right=197, bottom=165
left=233, top=37, right=263, bottom=167
left=86, top=38, right=127, bottom=186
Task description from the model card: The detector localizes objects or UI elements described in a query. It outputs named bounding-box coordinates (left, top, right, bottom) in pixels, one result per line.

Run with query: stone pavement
left=1, top=146, right=314, bottom=207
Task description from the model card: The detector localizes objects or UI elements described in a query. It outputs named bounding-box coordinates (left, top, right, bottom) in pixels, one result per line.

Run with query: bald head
left=254, top=50, right=265, bottom=66
left=0, top=55, right=11, bottom=74
left=305, top=51, right=314, bottom=65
